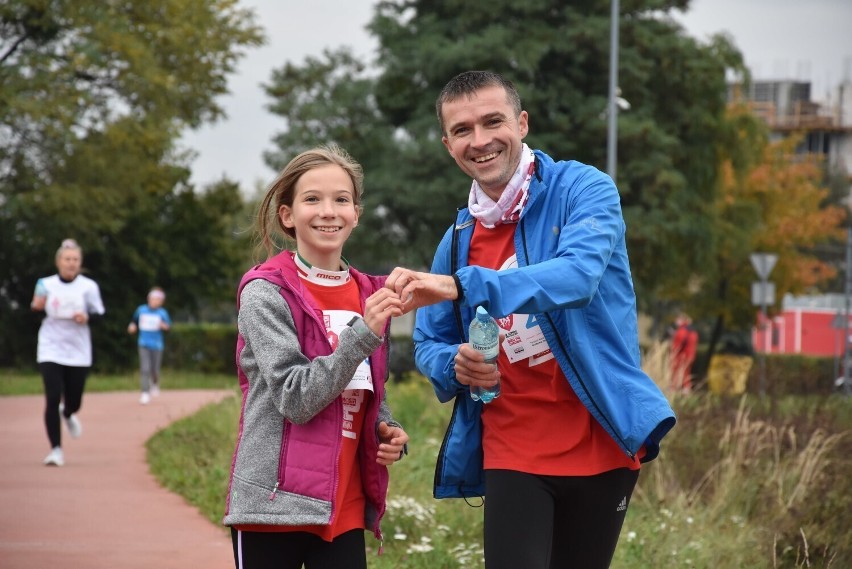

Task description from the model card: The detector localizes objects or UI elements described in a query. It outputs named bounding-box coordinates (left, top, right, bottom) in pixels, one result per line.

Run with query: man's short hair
left=436, top=71, right=522, bottom=134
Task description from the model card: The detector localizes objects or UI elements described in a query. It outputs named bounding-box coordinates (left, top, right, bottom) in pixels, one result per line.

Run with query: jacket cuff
left=452, top=273, right=464, bottom=302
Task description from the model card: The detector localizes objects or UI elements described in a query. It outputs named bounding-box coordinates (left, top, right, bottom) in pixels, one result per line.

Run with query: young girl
left=31, top=238, right=106, bottom=466
left=224, top=144, right=409, bottom=569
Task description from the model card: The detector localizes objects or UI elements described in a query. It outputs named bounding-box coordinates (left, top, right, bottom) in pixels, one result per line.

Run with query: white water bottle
left=469, top=306, right=500, bottom=403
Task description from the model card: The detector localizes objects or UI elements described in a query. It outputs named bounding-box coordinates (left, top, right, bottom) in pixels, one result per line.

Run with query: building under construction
left=728, top=79, right=852, bottom=178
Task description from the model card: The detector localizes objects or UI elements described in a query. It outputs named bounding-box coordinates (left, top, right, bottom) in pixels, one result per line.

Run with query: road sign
left=751, top=281, right=775, bottom=306
left=750, top=253, right=778, bottom=280
left=831, top=313, right=852, bottom=330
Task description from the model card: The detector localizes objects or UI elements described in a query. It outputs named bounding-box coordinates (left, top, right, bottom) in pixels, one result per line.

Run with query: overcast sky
left=180, top=0, right=852, bottom=193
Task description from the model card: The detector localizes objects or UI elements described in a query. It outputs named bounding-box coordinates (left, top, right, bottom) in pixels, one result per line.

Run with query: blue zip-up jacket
left=413, top=151, right=676, bottom=499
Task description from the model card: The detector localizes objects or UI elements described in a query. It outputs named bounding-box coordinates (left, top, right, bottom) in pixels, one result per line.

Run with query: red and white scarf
left=467, top=144, right=535, bottom=228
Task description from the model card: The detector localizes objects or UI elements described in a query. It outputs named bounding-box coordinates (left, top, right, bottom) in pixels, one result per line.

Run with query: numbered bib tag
left=499, top=313, right=554, bottom=365
left=138, top=313, right=162, bottom=332
left=47, top=291, right=84, bottom=320
left=324, top=309, right=374, bottom=392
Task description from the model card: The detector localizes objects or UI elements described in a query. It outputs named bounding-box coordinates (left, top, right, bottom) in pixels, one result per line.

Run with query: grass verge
left=145, top=376, right=850, bottom=568
left=5, top=361, right=848, bottom=568
left=0, top=368, right=233, bottom=395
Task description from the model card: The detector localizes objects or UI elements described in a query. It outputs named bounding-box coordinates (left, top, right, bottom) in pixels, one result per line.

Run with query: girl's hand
left=362, top=288, right=404, bottom=337
left=376, top=421, right=409, bottom=465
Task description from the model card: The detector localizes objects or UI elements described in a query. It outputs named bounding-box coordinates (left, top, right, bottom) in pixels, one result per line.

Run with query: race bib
left=139, top=313, right=162, bottom=332
left=499, top=313, right=554, bottom=366
left=323, top=309, right=374, bottom=392
left=495, top=254, right=554, bottom=366
left=46, top=291, right=84, bottom=320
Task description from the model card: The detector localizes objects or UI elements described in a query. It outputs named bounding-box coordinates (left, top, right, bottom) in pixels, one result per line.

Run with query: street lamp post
left=606, top=0, right=619, bottom=180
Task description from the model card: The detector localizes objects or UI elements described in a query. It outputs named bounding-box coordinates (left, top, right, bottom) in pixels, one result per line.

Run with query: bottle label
left=472, top=343, right=498, bottom=362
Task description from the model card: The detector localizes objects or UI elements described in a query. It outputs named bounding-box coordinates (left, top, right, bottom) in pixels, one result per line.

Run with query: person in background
left=385, top=70, right=676, bottom=569
left=31, top=238, right=106, bottom=467
left=127, top=286, right=172, bottom=404
left=670, top=313, right=699, bottom=393
left=223, top=144, right=410, bottom=569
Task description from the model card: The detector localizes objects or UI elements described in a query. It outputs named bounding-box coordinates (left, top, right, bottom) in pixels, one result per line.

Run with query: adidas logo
left=616, top=497, right=627, bottom=512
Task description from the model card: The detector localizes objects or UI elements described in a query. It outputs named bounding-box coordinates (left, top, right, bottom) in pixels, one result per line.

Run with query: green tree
left=0, top=0, right=262, bottom=368
left=264, top=0, right=743, bottom=293
left=261, top=48, right=447, bottom=271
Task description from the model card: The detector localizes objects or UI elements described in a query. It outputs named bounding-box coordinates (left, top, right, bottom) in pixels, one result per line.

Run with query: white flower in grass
left=393, top=532, right=407, bottom=541
left=686, top=516, right=694, bottom=524
left=450, top=543, right=484, bottom=567
left=385, top=496, right=436, bottom=523
left=407, top=537, right=435, bottom=554
left=626, top=531, right=637, bottom=542
left=661, top=508, right=673, bottom=518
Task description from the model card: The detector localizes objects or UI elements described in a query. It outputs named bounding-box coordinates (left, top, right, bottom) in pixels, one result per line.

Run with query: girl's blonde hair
left=255, top=144, right=364, bottom=259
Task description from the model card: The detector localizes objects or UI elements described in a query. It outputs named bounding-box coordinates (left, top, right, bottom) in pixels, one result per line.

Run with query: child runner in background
left=127, top=287, right=172, bottom=404
left=224, top=144, right=410, bottom=569
left=31, top=238, right=106, bottom=467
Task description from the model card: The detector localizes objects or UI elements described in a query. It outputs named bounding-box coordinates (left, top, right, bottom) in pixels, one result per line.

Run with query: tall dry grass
left=620, top=341, right=848, bottom=568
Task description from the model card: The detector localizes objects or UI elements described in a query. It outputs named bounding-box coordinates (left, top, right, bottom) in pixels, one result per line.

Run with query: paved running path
left=0, top=390, right=236, bottom=569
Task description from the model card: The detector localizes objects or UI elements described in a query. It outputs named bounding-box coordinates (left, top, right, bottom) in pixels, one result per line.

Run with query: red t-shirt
left=469, top=221, right=640, bottom=475
left=237, top=276, right=369, bottom=540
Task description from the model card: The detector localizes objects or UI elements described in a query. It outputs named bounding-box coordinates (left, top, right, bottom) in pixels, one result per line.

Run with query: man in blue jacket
left=386, top=70, right=675, bottom=569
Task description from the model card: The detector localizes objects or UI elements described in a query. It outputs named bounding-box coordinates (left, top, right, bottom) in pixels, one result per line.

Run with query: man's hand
left=454, top=343, right=500, bottom=391
left=385, top=267, right=458, bottom=314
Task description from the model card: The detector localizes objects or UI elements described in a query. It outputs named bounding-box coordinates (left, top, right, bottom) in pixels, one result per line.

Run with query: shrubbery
left=162, top=323, right=237, bottom=374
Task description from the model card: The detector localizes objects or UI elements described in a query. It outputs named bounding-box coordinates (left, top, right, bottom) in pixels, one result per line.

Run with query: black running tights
left=483, top=468, right=639, bottom=569
left=39, top=362, right=89, bottom=448
left=231, top=528, right=367, bottom=569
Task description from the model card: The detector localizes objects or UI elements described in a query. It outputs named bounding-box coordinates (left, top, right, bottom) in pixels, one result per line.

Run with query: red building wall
left=752, top=309, right=841, bottom=357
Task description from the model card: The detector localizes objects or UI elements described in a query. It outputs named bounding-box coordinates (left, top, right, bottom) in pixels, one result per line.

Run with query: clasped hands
left=363, top=268, right=456, bottom=336
left=381, top=268, right=500, bottom=392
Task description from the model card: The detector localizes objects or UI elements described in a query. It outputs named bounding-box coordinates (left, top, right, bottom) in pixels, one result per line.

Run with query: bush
left=747, top=354, right=835, bottom=396
left=162, top=323, right=237, bottom=374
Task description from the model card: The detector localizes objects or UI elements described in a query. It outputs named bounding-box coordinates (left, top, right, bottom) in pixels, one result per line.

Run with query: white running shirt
left=36, top=274, right=106, bottom=367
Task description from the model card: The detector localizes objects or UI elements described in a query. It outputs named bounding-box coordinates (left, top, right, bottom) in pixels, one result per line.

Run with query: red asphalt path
left=0, top=390, right=236, bottom=569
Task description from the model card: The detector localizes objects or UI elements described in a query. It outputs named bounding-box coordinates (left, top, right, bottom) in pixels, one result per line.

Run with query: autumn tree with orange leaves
left=687, top=105, right=845, bottom=358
